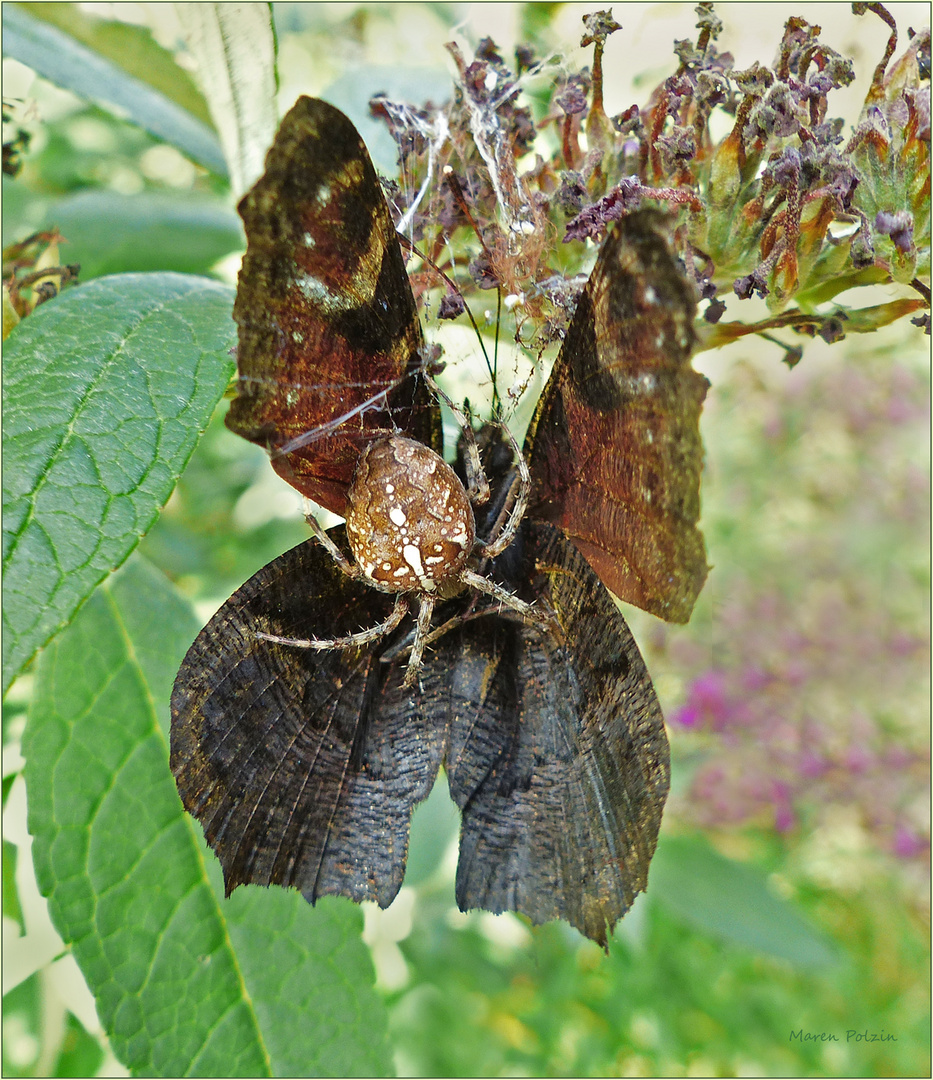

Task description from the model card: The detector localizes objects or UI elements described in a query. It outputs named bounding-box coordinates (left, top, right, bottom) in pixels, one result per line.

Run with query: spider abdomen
left=346, top=435, right=476, bottom=595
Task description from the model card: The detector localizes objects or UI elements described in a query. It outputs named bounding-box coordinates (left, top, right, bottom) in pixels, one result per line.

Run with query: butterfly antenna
left=492, top=288, right=503, bottom=419
left=442, top=168, right=503, bottom=404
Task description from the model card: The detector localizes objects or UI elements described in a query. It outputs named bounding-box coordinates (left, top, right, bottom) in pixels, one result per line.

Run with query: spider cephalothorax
left=259, top=421, right=553, bottom=687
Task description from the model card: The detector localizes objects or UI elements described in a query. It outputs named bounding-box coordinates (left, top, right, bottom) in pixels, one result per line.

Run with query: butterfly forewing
left=525, top=210, right=709, bottom=623
left=228, top=96, right=440, bottom=514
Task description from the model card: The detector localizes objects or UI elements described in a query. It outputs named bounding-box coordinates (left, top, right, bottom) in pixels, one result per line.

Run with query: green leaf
left=649, top=835, right=838, bottom=969
left=52, top=1012, right=106, bottom=1079
left=1, top=4, right=226, bottom=175
left=48, top=190, right=243, bottom=280
left=793, top=264, right=893, bottom=309
left=695, top=296, right=928, bottom=356
left=174, top=4, right=279, bottom=198
left=2, top=973, right=42, bottom=1076
left=3, top=838, right=25, bottom=933
left=830, top=297, right=928, bottom=333
left=14, top=1, right=215, bottom=128
left=22, top=556, right=392, bottom=1077
left=2, top=272, right=236, bottom=692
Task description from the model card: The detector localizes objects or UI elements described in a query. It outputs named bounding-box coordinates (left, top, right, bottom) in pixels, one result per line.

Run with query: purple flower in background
left=772, top=782, right=796, bottom=833
left=893, top=826, right=929, bottom=861
left=665, top=356, right=930, bottom=879
left=671, top=670, right=730, bottom=729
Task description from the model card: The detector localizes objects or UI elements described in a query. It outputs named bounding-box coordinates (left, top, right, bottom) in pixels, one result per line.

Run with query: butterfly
left=170, top=96, right=708, bottom=947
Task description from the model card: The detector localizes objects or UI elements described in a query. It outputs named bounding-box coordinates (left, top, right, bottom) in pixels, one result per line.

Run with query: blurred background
left=3, top=3, right=929, bottom=1076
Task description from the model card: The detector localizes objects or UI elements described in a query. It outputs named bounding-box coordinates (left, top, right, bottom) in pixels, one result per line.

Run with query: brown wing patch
left=227, top=96, right=439, bottom=515
left=526, top=210, right=709, bottom=622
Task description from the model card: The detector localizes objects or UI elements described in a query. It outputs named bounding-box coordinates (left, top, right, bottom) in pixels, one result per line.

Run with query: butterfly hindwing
left=170, top=513, right=670, bottom=945
left=442, top=521, right=669, bottom=947
left=170, top=537, right=447, bottom=908
left=525, top=210, right=709, bottom=623
left=228, top=96, right=440, bottom=514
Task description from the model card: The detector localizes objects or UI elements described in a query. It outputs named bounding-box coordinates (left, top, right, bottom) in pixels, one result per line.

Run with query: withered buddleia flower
left=437, top=290, right=467, bottom=320
left=846, top=16, right=931, bottom=288
left=369, top=4, right=928, bottom=358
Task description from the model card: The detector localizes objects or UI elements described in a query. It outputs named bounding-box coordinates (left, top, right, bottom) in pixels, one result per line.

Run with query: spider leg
left=460, top=568, right=554, bottom=632
left=474, top=420, right=531, bottom=559
left=303, top=498, right=360, bottom=580
left=425, top=373, right=490, bottom=504
left=402, top=595, right=436, bottom=688
left=395, top=579, right=556, bottom=658
left=257, top=594, right=408, bottom=651
left=416, top=603, right=494, bottom=650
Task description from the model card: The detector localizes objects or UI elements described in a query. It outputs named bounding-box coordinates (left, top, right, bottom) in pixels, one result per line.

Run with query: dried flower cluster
left=374, top=3, right=930, bottom=358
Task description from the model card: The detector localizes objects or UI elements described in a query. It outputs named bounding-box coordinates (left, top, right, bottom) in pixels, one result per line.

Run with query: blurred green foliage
left=4, top=974, right=105, bottom=1078
left=382, top=871, right=927, bottom=1077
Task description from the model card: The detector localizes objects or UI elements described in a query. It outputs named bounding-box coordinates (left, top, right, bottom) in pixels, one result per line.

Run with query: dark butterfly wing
left=170, top=517, right=669, bottom=945
left=442, top=521, right=669, bottom=948
left=170, top=538, right=447, bottom=908
left=228, top=96, right=441, bottom=515
left=525, top=210, right=709, bottom=623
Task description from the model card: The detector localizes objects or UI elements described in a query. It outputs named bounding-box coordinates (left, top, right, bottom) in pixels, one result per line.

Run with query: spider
left=257, top=380, right=554, bottom=687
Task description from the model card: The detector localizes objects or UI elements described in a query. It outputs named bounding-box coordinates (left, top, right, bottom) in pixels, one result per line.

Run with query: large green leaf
left=2, top=273, right=236, bottom=691
left=1, top=4, right=226, bottom=175
left=650, top=834, right=838, bottom=969
left=22, top=556, right=392, bottom=1077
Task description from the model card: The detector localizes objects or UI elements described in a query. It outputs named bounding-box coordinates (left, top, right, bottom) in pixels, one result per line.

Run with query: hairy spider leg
left=257, top=593, right=409, bottom=651
left=301, top=499, right=360, bottom=579
left=475, top=420, right=531, bottom=559
left=402, top=595, right=436, bottom=688
left=424, top=372, right=489, bottom=505
left=459, top=569, right=553, bottom=629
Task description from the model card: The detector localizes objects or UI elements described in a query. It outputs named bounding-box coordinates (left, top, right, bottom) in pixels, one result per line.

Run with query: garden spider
left=257, top=380, right=554, bottom=687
